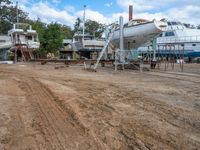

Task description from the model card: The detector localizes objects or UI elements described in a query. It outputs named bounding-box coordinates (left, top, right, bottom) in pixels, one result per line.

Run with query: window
left=168, top=22, right=178, bottom=25
left=177, top=22, right=182, bottom=25
left=26, top=36, right=32, bottom=40
left=159, top=33, right=163, bottom=37
left=0, top=40, right=6, bottom=43
left=165, top=32, right=175, bottom=37
left=192, top=44, right=196, bottom=46
left=171, top=22, right=178, bottom=25
left=34, top=36, right=37, bottom=42
left=167, top=22, right=172, bottom=25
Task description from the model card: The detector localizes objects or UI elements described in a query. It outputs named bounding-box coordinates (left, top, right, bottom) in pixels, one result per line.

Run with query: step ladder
left=19, top=45, right=33, bottom=62
left=93, top=24, right=117, bottom=70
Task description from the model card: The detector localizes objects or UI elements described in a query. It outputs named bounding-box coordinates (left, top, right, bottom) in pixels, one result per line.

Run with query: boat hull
left=111, top=20, right=168, bottom=50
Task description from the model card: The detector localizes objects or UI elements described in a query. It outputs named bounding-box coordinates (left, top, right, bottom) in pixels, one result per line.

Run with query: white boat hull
left=111, top=20, right=168, bottom=50
left=0, top=42, right=12, bottom=49
left=0, top=35, right=12, bottom=49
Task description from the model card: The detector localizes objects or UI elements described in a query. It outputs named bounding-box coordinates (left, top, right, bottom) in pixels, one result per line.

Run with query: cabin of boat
left=138, top=21, right=200, bottom=58
left=157, top=21, right=200, bottom=44
left=69, top=33, right=106, bottom=59
left=8, top=23, right=40, bottom=50
left=9, top=23, right=40, bottom=61
left=159, top=21, right=200, bottom=57
left=0, top=23, right=40, bottom=61
left=73, top=33, right=105, bottom=51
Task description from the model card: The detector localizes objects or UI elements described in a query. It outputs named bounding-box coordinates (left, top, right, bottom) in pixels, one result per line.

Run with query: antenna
left=83, top=5, right=86, bottom=40
left=16, top=1, right=19, bottom=24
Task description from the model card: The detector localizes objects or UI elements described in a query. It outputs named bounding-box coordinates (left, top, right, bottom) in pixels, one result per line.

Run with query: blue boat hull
left=0, top=48, right=8, bottom=61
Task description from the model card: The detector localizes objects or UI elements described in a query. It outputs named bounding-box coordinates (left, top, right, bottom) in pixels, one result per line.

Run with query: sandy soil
left=0, top=63, right=199, bottom=150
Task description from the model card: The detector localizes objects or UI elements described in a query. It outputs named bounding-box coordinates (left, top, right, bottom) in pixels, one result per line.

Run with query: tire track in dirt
left=145, top=71, right=200, bottom=84
left=54, top=79, right=171, bottom=149
left=1, top=64, right=200, bottom=149
left=16, top=77, right=101, bottom=150
left=55, top=79, right=200, bottom=149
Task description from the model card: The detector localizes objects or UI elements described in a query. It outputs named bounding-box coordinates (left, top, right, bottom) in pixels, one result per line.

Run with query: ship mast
left=16, top=1, right=19, bottom=24
left=83, top=5, right=86, bottom=41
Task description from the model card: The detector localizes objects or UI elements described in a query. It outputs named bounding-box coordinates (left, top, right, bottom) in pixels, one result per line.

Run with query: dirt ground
left=0, top=62, right=199, bottom=150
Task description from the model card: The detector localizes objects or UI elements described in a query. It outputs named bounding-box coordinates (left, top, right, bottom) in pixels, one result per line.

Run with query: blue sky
left=12, top=0, right=200, bottom=27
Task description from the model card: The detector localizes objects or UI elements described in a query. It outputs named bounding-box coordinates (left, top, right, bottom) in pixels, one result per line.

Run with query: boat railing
left=157, top=35, right=200, bottom=43
left=83, top=39, right=105, bottom=46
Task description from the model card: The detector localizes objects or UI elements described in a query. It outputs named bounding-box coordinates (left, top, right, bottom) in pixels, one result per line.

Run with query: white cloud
left=105, top=2, right=113, bottom=8
left=52, top=0, right=61, bottom=4
left=64, top=5, right=75, bottom=13
left=116, top=0, right=200, bottom=25
left=76, top=9, right=110, bottom=24
left=13, top=0, right=200, bottom=28
left=166, top=5, right=200, bottom=24
left=24, top=2, right=76, bottom=26
left=17, top=1, right=116, bottom=27
left=110, top=12, right=129, bottom=23
left=116, top=0, right=155, bottom=12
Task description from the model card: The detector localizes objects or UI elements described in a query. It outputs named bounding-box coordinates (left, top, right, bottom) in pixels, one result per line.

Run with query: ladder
left=18, top=45, right=33, bottom=62
left=94, top=24, right=117, bottom=70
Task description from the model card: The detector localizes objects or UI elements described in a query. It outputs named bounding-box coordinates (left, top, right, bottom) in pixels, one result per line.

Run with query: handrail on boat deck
left=157, top=35, right=200, bottom=43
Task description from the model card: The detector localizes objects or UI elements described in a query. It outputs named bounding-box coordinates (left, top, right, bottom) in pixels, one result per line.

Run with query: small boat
left=0, top=23, right=40, bottom=61
left=111, top=19, right=168, bottom=50
left=8, top=23, right=40, bottom=50
left=0, top=35, right=12, bottom=60
left=63, top=33, right=106, bottom=59
left=0, top=35, right=12, bottom=49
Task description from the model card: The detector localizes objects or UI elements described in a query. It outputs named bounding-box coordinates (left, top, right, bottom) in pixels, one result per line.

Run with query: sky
left=12, top=0, right=200, bottom=28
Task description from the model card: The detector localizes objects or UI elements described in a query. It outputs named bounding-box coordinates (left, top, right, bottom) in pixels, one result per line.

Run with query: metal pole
left=152, top=38, right=157, bottom=61
left=119, top=16, right=124, bottom=51
left=164, top=45, right=167, bottom=71
left=83, top=5, right=86, bottom=41
left=16, top=1, right=19, bottom=24
left=115, top=51, right=117, bottom=71
left=181, top=44, right=184, bottom=72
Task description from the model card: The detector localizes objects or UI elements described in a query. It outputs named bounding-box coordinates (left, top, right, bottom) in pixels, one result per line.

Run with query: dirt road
left=0, top=63, right=199, bottom=149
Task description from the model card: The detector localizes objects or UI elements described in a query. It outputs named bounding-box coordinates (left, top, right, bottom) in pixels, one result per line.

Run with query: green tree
left=7, top=5, right=29, bottom=23
left=31, top=19, right=46, bottom=44
left=0, top=0, right=11, bottom=19
left=85, top=19, right=104, bottom=38
left=44, top=23, right=64, bottom=54
left=60, top=25, right=73, bottom=39
left=73, top=18, right=105, bottom=38
left=31, top=20, right=65, bottom=56
left=0, top=0, right=12, bottom=34
left=0, top=0, right=29, bottom=34
left=73, top=17, right=82, bottom=34
left=30, top=19, right=47, bottom=55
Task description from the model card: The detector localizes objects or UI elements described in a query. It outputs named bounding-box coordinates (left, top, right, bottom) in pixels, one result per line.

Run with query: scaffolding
left=14, top=44, right=34, bottom=62
left=157, top=43, right=184, bottom=72
left=114, top=50, right=130, bottom=71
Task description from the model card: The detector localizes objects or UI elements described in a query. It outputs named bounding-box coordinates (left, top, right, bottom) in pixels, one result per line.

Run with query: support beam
left=119, top=16, right=124, bottom=51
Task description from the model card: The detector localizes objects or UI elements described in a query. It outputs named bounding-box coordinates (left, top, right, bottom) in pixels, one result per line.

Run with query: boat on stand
left=111, top=19, right=168, bottom=50
left=0, top=23, right=40, bottom=62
